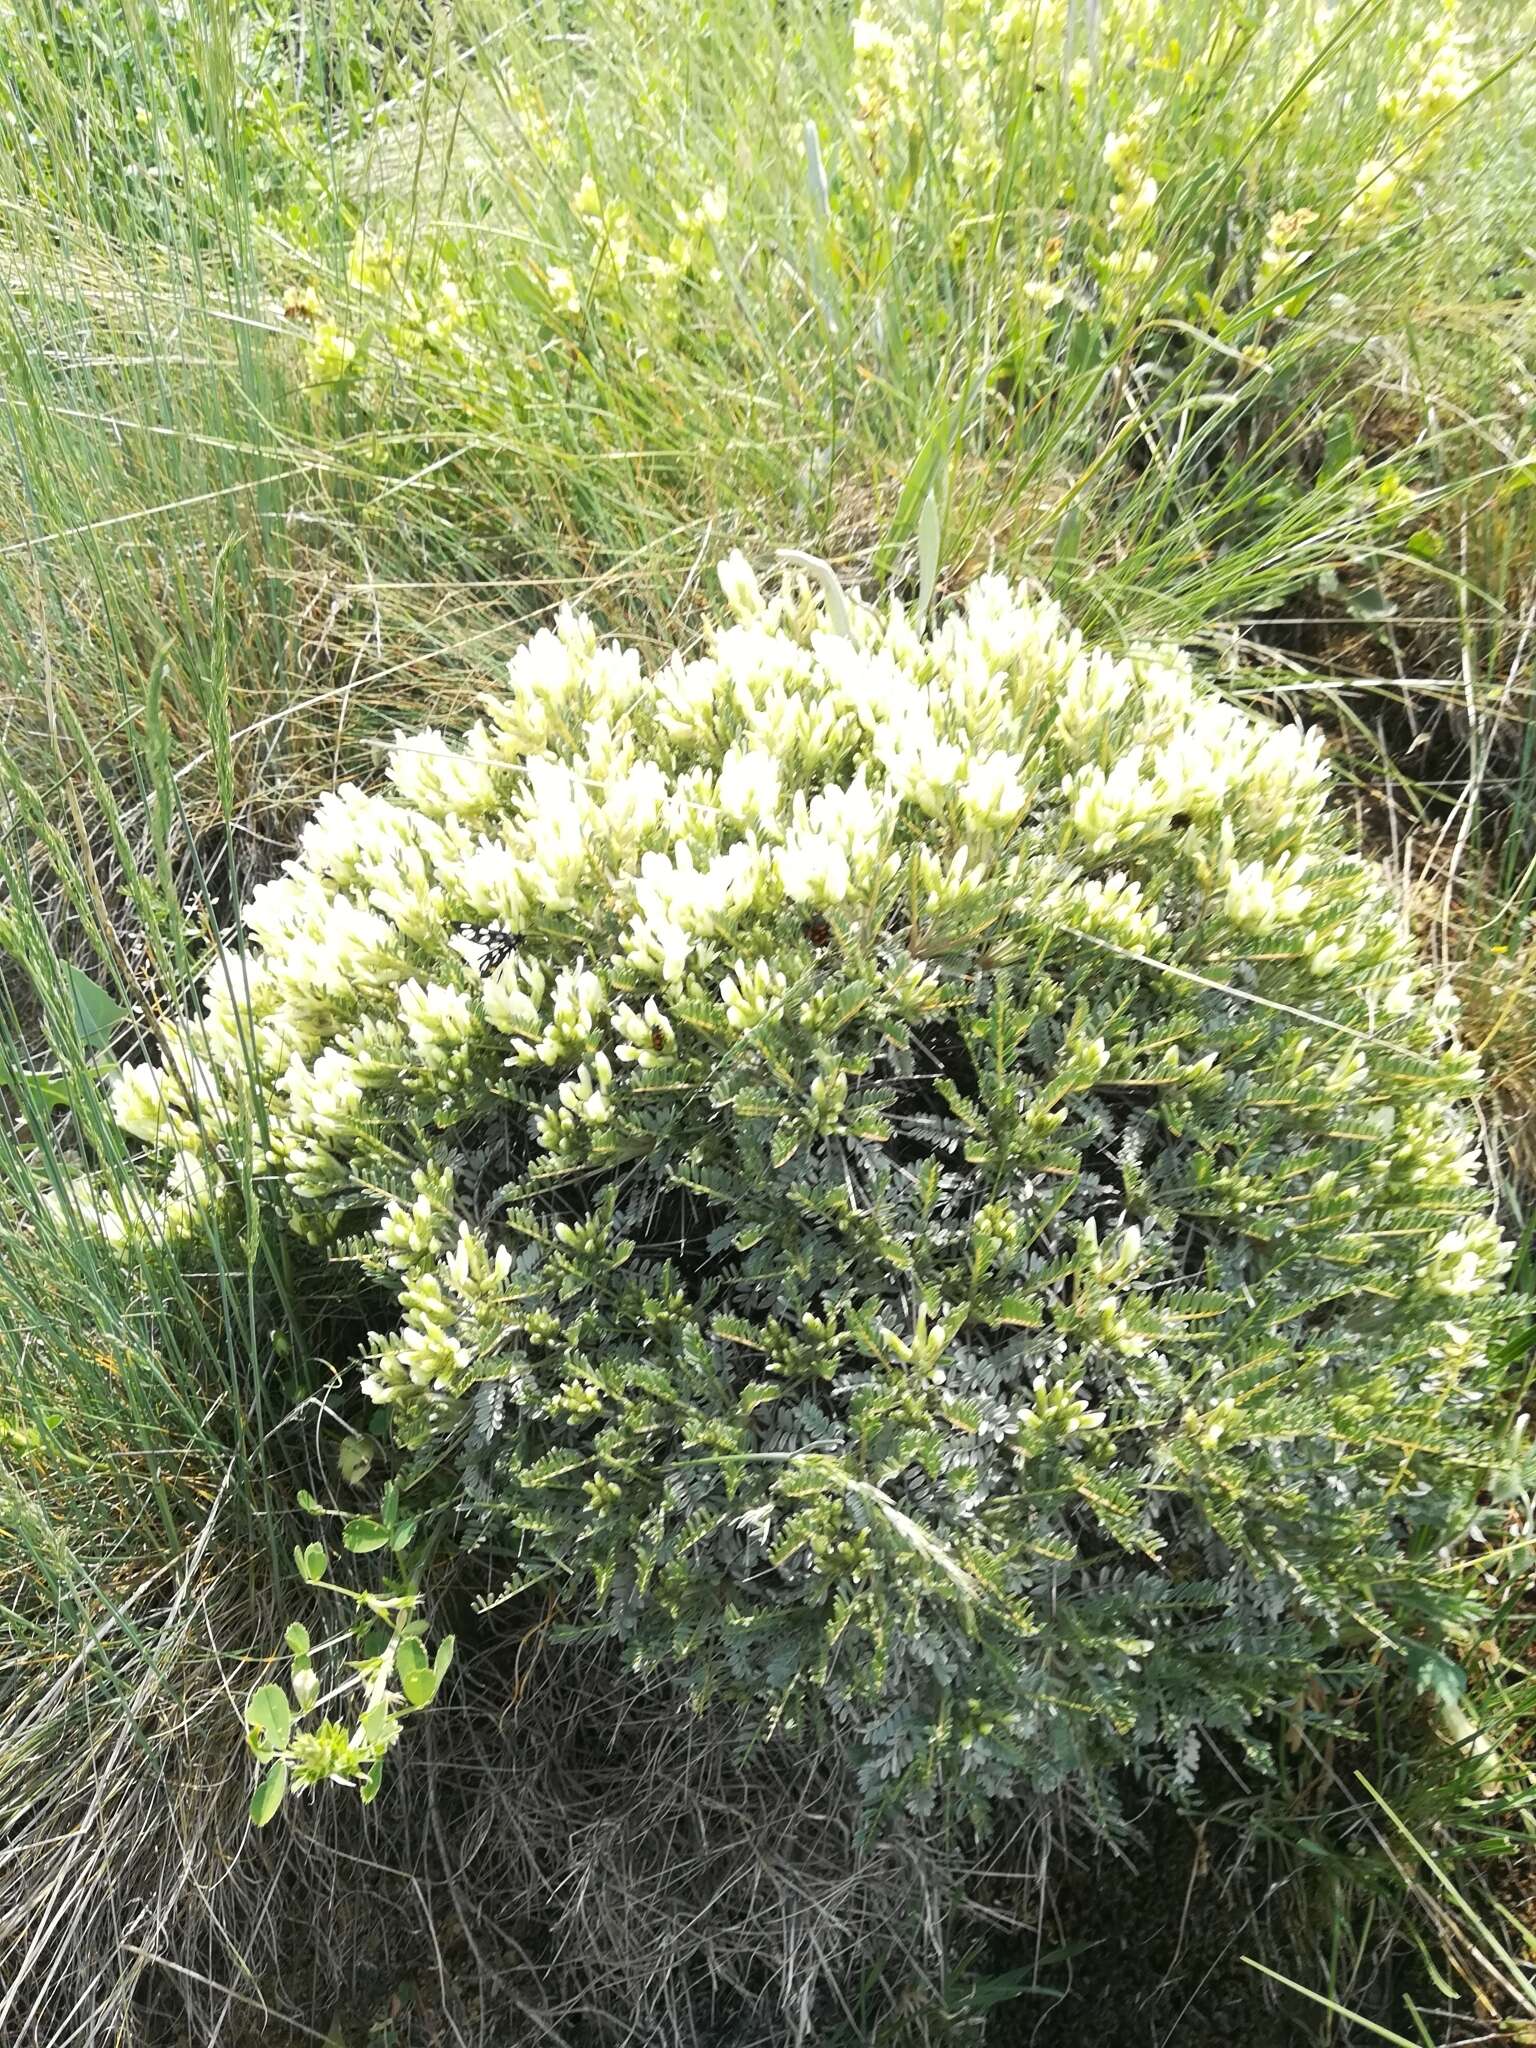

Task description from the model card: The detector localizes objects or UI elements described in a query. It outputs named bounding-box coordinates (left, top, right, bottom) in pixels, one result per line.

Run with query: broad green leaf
left=295, top=1542, right=327, bottom=1583
left=1052, top=505, right=1082, bottom=572
left=874, top=413, right=951, bottom=583
left=400, top=1668, right=438, bottom=1710
left=0, top=1060, right=73, bottom=1109
left=284, top=1622, right=311, bottom=1655
left=245, top=1683, right=291, bottom=1755
left=343, top=1515, right=390, bottom=1554
left=249, top=1760, right=288, bottom=1828
left=1404, top=1642, right=1465, bottom=1710
left=396, top=1637, right=437, bottom=1708
left=802, top=119, right=829, bottom=223
left=1343, top=581, right=1396, bottom=623
left=955, top=1967, right=1058, bottom=2012
left=1319, top=410, right=1358, bottom=483
left=916, top=489, right=941, bottom=620
left=64, top=965, right=127, bottom=1049
left=358, top=1699, right=393, bottom=1749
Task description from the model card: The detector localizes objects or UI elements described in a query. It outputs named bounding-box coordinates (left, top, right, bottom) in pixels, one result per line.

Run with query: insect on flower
left=454, top=922, right=521, bottom=974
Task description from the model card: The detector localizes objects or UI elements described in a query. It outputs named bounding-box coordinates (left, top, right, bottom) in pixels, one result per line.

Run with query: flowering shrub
left=93, top=559, right=1505, bottom=1815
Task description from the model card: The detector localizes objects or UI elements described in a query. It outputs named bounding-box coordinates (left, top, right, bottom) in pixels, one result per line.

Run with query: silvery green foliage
left=94, top=558, right=1506, bottom=1816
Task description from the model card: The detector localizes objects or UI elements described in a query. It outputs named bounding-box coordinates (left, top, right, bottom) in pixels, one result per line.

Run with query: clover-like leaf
left=245, top=1683, right=291, bottom=1757
left=396, top=1635, right=437, bottom=1708
left=249, top=1760, right=288, bottom=1828
left=343, top=1515, right=390, bottom=1554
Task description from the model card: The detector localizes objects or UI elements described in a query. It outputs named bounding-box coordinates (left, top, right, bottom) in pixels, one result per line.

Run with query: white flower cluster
left=83, top=555, right=1504, bottom=1429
